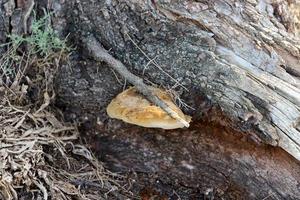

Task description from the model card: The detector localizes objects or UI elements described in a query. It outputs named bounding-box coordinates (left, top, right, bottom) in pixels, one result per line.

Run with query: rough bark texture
left=2, top=0, right=300, bottom=199
left=54, top=0, right=300, bottom=198
left=57, top=0, right=300, bottom=160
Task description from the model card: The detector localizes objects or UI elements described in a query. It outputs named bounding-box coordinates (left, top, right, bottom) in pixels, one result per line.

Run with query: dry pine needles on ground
left=0, top=13, right=133, bottom=200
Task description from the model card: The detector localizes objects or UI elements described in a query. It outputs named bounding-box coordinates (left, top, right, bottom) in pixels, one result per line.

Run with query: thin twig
left=110, top=68, right=123, bottom=85
left=142, top=55, right=158, bottom=75
left=125, top=32, right=188, bottom=91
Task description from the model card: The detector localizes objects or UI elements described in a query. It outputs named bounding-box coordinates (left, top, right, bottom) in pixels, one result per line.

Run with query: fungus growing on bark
left=107, top=87, right=192, bottom=129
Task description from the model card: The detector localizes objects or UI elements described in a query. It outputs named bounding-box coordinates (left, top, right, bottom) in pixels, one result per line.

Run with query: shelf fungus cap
left=106, top=87, right=192, bottom=129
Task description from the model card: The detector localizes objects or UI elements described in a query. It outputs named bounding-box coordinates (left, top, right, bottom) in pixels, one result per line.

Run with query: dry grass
left=0, top=13, right=134, bottom=200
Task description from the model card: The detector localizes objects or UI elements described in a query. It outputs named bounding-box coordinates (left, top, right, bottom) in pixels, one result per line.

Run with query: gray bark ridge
left=156, top=0, right=300, bottom=161
left=66, top=0, right=300, bottom=161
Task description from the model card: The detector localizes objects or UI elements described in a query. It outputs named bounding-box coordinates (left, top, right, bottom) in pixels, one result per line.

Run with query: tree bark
left=54, top=0, right=300, bottom=199
left=57, top=0, right=300, bottom=160
left=2, top=0, right=300, bottom=199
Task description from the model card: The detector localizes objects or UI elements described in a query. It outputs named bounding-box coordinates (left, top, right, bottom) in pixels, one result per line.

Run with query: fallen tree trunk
left=3, top=0, right=300, bottom=199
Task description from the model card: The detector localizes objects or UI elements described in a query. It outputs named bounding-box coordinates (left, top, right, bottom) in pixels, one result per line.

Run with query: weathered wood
left=56, top=0, right=300, bottom=160
left=154, top=0, right=300, bottom=161
left=33, top=0, right=300, bottom=198
left=87, top=119, right=300, bottom=199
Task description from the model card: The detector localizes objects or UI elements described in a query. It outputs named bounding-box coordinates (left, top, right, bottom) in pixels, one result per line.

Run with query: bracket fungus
left=106, top=87, right=192, bottom=129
